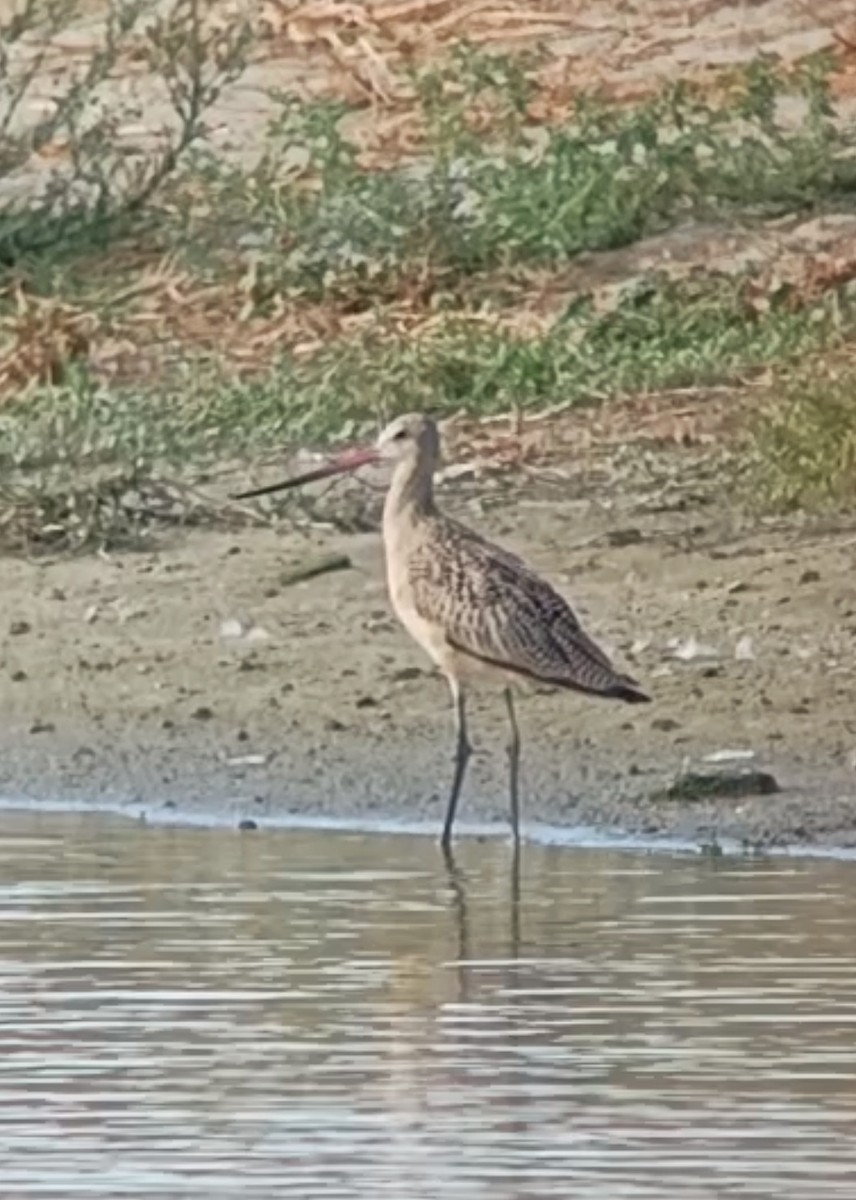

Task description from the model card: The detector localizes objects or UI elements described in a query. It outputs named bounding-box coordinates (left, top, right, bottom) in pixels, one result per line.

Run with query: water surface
left=1, top=810, right=856, bottom=1198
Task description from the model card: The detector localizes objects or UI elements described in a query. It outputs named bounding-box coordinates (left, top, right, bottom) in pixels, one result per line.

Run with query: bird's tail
left=607, top=673, right=651, bottom=704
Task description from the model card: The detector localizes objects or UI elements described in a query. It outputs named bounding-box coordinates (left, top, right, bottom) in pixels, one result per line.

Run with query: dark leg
left=441, top=847, right=471, bottom=999
left=441, top=678, right=472, bottom=850
left=504, top=687, right=521, bottom=844
left=510, top=837, right=521, bottom=955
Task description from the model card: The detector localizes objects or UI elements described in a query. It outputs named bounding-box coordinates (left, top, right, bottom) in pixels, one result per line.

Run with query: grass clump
left=748, top=358, right=856, bottom=511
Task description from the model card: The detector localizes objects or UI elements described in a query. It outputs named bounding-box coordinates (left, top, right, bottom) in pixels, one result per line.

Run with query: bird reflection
left=442, top=843, right=522, bottom=1003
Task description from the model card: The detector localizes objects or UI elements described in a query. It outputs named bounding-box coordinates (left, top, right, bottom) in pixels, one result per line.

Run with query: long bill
left=231, top=445, right=379, bottom=501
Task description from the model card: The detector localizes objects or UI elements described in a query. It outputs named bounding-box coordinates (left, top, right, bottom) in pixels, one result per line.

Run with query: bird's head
left=375, top=412, right=440, bottom=467
left=231, top=412, right=440, bottom=502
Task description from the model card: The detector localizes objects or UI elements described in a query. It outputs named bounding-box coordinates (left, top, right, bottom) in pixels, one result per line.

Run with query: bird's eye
left=392, top=429, right=407, bottom=441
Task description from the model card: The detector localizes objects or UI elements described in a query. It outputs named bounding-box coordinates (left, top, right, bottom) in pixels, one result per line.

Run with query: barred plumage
left=406, top=516, right=646, bottom=701
left=235, top=411, right=650, bottom=849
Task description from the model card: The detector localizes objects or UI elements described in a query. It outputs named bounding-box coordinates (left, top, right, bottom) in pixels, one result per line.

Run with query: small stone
left=192, top=705, right=214, bottom=720
left=390, top=666, right=424, bottom=682
left=606, top=527, right=643, bottom=547
left=734, top=635, right=755, bottom=662
left=325, top=718, right=346, bottom=732
left=11, top=669, right=27, bottom=682
left=799, top=569, right=820, bottom=584
left=660, top=769, right=780, bottom=803
left=9, top=620, right=31, bottom=636
left=670, top=636, right=719, bottom=662
left=652, top=717, right=681, bottom=732
left=237, top=729, right=250, bottom=742
left=355, top=696, right=378, bottom=709
left=162, top=719, right=174, bottom=730
left=703, top=749, right=757, bottom=764
left=238, top=818, right=257, bottom=831
left=30, top=720, right=55, bottom=734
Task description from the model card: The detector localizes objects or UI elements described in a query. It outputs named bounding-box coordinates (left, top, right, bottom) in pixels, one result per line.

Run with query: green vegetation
left=187, top=47, right=855, bottom=303
left=4, top=273, right=852, bottom=471
left=1, top=15, right=856, bottom=550
left=748, top=359, right=856, bottom=511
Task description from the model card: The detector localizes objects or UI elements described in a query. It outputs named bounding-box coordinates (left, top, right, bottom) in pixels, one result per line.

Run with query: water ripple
left=1, top=811, right=856, bottom=1198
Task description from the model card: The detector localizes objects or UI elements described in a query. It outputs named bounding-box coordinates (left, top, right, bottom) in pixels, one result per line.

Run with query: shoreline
left=3, top=794, right=856, bottom=864
left=2, top=468, right=855, bottom=858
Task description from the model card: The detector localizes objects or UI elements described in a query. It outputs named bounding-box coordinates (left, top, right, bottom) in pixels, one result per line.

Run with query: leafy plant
left=181, top=50, right=856, bottom=306
left=0, top=0, right=251, bottom=269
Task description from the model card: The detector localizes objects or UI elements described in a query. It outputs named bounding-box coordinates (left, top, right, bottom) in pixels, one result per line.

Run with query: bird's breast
left=385, top=555, right=449, bottom=671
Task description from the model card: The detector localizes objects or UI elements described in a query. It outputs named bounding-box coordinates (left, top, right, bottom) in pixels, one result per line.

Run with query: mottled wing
left=409, top=522, right=630, bottom=697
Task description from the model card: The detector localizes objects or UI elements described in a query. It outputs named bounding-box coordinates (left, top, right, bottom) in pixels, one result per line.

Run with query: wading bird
left=234, top=414, right=650, bottom=848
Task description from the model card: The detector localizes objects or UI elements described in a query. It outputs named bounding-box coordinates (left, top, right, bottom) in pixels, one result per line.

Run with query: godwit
left=234, top=413, right=650, bottom=848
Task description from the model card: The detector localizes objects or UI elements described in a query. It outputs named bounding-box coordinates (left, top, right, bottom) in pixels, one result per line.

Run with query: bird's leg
left=504, top=687, right=521, bottom=844
left=441, top=678, right=472, bottom=850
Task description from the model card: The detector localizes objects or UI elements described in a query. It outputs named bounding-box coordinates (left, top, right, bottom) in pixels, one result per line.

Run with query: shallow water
left=2, top=811, right=856, bottom=1198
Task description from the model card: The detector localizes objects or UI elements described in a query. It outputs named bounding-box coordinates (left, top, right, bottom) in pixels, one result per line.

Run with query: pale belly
left=386, top=575, right=527, bottom=691
left=388, top=586, right=450, bottom=672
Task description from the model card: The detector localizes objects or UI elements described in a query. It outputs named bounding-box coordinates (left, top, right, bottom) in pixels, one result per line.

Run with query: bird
left=233, top=413, right=650, bottom=849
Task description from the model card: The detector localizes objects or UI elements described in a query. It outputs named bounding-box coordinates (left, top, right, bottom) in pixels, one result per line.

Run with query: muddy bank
left=1, top=457, right=855, bottom=853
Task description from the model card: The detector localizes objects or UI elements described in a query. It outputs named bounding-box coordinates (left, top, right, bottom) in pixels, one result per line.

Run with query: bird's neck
left=383, top=454, right=435, bottom=533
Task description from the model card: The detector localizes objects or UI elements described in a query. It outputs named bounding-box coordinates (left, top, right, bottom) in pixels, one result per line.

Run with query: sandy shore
left=2, top=450, right=855, bottom=853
